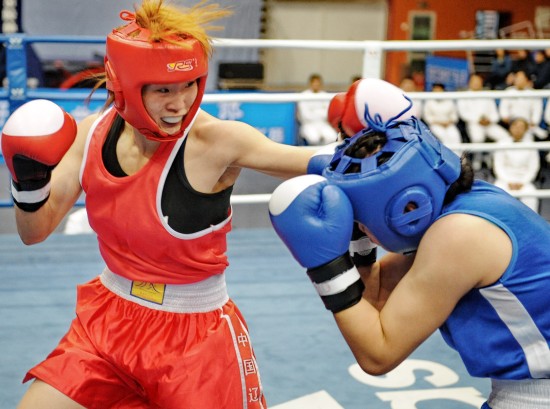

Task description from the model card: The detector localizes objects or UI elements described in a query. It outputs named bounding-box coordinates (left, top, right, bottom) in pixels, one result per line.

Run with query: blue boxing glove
left=306, top=142, right=339, bottom=175
left=269, top=174, right=364, bottom=313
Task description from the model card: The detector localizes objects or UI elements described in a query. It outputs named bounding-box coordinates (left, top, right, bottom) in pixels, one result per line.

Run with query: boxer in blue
left=269, top=78, right=550, bottom=409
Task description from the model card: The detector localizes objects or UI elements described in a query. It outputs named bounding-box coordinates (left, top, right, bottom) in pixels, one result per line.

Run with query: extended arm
left=202, top=116, right=316, bottom=180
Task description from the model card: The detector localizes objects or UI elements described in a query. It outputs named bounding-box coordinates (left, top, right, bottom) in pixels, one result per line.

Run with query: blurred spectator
left=493, top=117, right=540, bottom=213
left=423, top=83, right=462, bottom=150
left=411, top=70, right=425, bottom=91
left=399, top=76, right=423, bottom=118
left=503, top=71, right=516, bottom=90
left=499, top=70, right=546, bottom=140
left=542, top=100, right=550, bottom=167
left=296, top=73, right=337, bottom=145
left=511, top=50, right=536, bottom=79
left=533, top=48, right=550, bottom=90
left=457, top=73, right=509, bottom=170
left=486, top=49, right=512, bottom=90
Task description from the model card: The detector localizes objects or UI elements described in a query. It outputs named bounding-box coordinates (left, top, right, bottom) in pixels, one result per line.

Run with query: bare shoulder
left=191, top=110, right=312, bottom=177
left=425, top=213, right=509, bottom=248
left=188, top=111, right=256, bottom=159
left=60, top=112, right=102, bottom=165
left=417, top=213, right=512, bottom=288
left=76, top=112, right=101, bottom=138
left=193, top=110, right=256, bottom=137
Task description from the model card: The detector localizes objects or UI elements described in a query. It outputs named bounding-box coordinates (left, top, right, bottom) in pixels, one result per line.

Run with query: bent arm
left=15, top=115, right=96, bottom=244
left=360, top=252, right=413, bottom=311
left=332, top=214, right=512, bottom=375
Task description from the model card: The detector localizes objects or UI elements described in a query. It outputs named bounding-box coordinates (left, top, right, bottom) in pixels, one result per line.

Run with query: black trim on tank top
left=101, top=114, right=232, bottom=234
left=102, top=114, right=127, bottom=177
left=161, top=137, right=233, bottom=234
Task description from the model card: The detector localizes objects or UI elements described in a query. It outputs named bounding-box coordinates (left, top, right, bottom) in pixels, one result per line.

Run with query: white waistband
left=488, top=378, right=550, bottom=409
left=99, top=268, right=229, bottom=313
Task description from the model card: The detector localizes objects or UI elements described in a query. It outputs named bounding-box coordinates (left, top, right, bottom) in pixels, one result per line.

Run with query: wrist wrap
left=10, top=155, right=53, bottom=212
left=349, top=223, right=377, bottom=267
left=307, top=253, right=364, bottom=313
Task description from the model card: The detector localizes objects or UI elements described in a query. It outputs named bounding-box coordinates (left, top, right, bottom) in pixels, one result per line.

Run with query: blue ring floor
left=0, top=229, right=490, bottom=409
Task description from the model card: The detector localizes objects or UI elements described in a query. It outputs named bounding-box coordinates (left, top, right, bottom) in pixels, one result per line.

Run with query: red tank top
left=80, top=109, right=231, bottom=284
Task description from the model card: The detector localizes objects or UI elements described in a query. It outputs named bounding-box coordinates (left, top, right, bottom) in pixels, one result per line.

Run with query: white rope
left=203, top=90, right=550, bottom=103
left=229, top=141, right=550, bottom=205
left=212, top=38, right=550, bottom=52
left=447, top=142, right=550, bottom=152
left=299, top=142, right=550, bottom=152
left=511, top=190, right=550, bottom=199
left=230, top=194, right=272, bottom=204
left=230, top=190, right=550, bottom=203
left=407, top=90, right=550, bottom=100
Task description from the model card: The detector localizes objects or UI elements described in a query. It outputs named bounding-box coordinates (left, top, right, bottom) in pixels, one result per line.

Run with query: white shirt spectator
left=422, top=84, right=462, bottom=150
left=457, top=74, right=509, bottom=143
left=493, top=118, right=540, bottom=213
left=297, top=74, right=337, bottom=145
left=498, top=70, right=545, bottom=140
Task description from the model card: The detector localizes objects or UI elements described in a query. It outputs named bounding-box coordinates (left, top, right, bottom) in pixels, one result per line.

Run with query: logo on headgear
left=167, top=59, right=196, bottom=72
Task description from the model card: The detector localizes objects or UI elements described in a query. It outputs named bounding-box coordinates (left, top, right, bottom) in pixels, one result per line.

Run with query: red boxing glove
left=340, top=78, right=414, bottom=137
left=327, top=92, right=347, bottom=132
left=1, top=99, right=77, bottom=211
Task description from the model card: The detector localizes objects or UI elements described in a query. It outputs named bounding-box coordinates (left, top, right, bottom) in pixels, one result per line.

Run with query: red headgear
left=105, top=11, right=209, bottom=141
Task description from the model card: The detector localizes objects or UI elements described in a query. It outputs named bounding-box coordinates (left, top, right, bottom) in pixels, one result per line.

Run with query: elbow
left=15, top=212, right=54, bottom=245
left=356, top=361, right=393, bottom=377
left=18, top=230, right=49, bottom=246
left=354, top=354, right=402, bottom=377
left=20, top=235, right=46, bottom=246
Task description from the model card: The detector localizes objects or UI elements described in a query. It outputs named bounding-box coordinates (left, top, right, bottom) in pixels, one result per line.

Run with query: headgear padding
left=105, top=13, right=208, bottom=141
left=340, top=78, right=415, bottom=137
left=324, top=118, right=461, bottom=254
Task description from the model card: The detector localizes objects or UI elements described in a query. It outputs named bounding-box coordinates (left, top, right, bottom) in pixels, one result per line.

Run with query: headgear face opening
left=323, top=118, right=461, bottom=254
left=105, top=17, right=208, bottom=142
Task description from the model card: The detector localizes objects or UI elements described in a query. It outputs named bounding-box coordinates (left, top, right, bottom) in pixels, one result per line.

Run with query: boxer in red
left=3, top=1, right=315, bottom=408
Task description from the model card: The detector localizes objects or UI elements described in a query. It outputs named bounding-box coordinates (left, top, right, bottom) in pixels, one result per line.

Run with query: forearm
left=15, top=169, right=82, bottom=244
left=333, top=299, right=410, bottom=375
left=359, top=253, right=412, bottom=311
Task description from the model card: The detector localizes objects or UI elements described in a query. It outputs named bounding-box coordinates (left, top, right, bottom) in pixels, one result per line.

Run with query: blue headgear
left=323, top=102, right=461, bottom=254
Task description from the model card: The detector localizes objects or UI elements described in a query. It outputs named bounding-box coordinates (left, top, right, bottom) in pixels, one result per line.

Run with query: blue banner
left=424, top=55, right=470, bottom=91
left=201, top=100, right=296, bottom=145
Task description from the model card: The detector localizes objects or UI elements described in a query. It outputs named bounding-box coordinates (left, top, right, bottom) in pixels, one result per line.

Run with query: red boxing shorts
left=24, top=270, right=267, bottom=409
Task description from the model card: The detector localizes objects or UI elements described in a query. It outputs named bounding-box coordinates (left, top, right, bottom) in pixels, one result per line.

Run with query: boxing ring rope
left=1, top=36, right=550, bottom=207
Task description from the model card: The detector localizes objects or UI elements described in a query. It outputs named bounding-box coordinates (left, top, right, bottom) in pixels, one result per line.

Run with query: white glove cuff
left=11, top=180, right=51, bottom=204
